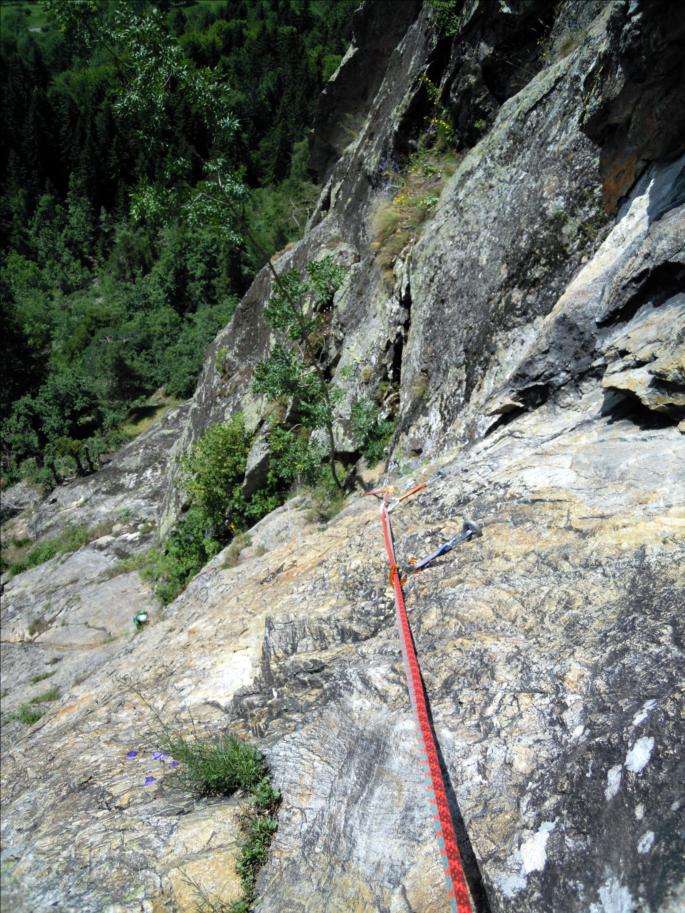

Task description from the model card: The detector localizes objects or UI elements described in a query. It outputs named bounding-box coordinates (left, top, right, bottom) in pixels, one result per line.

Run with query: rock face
left=1, top=404, right=189, bottom=724
left=2, top=2, right=684, bottom=912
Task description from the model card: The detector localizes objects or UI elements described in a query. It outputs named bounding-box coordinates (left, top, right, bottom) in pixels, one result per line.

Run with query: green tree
left=181, top=414, right=250, bottom=534
left=252, top=256, right=346, bottom=489
left=1, top=0, right=357, bottom=484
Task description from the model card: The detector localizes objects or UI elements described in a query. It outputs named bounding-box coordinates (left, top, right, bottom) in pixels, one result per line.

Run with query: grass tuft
left=8, top=704, right=44, bottom=725
left=30, top=685, right=60, bottom=704
left=101, top=551, right=150, bottom=580
left=120, top=394, right=183, bottom=440
left=123, top=678, right=282, bottom=913
left=160, top=729, right=281, bottom=913
left=6, top=524, right=93, bottom=576
left=222, top=534, right=252, bottom=568
left=371, top=148, right=459, bottom=281
left=160, top=732, right=267, bottom=797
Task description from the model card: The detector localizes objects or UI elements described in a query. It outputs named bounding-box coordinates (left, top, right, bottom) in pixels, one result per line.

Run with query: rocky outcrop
left=0, top=404, right=188, bottom=741
left=2, top=2, right=685, bottom=912
left=579, top=0, right=685, bottom=210
left=309, top=0, right=422, bottom=180
left=2, top=389, right=683, bottom=911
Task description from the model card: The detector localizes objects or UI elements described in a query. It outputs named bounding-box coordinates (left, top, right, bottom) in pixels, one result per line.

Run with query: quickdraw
left=368, top=482, right=478, bottom=913
left=406, top=518, right=482, bottom=576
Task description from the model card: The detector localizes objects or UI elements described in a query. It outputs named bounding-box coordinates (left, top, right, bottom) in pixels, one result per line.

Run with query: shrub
left=264, top=425, right=324, bottom=492
left=8, top=542, right=55, bottom=575
left=429, top=0, right=463, bottom=37
left=140, top=415, right=253, bottom=604
left=182, top=414, right=250, bottom=534
left=27, top=617, right=50, bottom=637
left=142, top=506, right=222, bottom=605
left=304, top=480, right=346, bottom=523
left=253, top=256, right=347, bottom=490
left=350, top=400, right=395, bottom=465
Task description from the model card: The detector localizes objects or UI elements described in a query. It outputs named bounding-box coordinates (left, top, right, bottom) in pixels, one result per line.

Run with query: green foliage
left=6, top=524, right=92, bottom=576
left=305, top=256, right=348, bottom=305
left=1, top=0, right=355, bottom=482
left=101, top=550, right=149, bottom=580
left=181, top=763, right=280, bottom=913
left=29, top=685, right=60, bottom=703
left=145, top=396, right=345, bottom=602
left=429, top=0, right=464, bottom=38
left=350, top=400, right=395, bottom=465
left=30, top=671, right=55, bottom=684
left=235, top=815, right=279, bottom=900
left=142, top=414, right=250, bottom=604
left=253, top=255, right=347, bottom=489
left=419, top=74, right=457, bottom=148
left=247, top=148, right=320, bottom=270
left=7, top=704, right=43, bottom=726
left=27, top=617, right=49, bottom=637
left=127, top=684, right=281, bottom=913
left=266, top=425, right=324, bottom=490
left=250, top=775, right=281, bottom=810
left=161, top=731, right=267, bottom=797
left=303, top=473, right=346, bottom=523
left=142, top=506, right=222, bottom=605
left=254, top=346, right=329, bottom=430
left=181, top=414, right=250, bottom=533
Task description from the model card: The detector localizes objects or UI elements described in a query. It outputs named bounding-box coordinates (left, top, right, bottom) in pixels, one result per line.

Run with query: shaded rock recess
left=2, top=2, right=684, bottom=912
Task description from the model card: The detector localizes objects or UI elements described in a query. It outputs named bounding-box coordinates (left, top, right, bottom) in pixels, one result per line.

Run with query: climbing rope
left=368, top=484, right=476, bottom=913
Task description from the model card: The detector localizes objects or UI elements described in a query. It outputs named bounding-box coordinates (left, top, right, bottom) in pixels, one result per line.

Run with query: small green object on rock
left=133, top=611, right=149, bottom=630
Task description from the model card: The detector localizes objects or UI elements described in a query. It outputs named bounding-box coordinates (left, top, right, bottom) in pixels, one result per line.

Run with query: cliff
left=2, top=2, right=684, bottom=912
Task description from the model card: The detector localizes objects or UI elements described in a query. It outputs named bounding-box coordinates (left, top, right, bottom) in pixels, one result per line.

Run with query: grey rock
left=579, top=0, right=685, bottom=210
left=490, top=154, right=685, bottom=434
left=244, top=495, right=311, bottom=554
left=0, top=481, right=42, bottom=522
left=601, top=293, right=685, bottom=419
left=242, top=431, right=271, bottom=499
left=310, top=0, right=422, bottom=180
left=29, top=400, right=190, bottom=541
left=3, top=2, right=685, bottom=912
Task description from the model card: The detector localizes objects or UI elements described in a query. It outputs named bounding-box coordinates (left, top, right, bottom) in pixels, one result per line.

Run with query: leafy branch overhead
left=46, top=1, right=245, bottom=232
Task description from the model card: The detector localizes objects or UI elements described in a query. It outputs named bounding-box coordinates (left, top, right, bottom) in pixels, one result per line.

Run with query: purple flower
left=152, top=751, right=163, bottom=760
left=126, top=751, right=138, bottom=760
left=169, top=760, right=179, bottom=769
left=143, top=776, right=156, bottom=786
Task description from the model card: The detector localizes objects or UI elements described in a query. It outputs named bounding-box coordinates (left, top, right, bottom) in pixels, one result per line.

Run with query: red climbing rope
left=378, top=491, right=474, bottom=913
